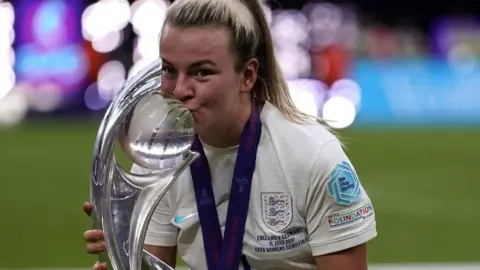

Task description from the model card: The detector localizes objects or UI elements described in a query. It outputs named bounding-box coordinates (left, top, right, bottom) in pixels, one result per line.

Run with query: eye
left=195, top=69, right=214, bottom=78
left=161, top=67, right=177, bottom=77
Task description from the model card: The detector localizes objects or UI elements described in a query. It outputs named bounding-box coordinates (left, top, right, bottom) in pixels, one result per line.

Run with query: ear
left=240, top=58, right=259, bottom=93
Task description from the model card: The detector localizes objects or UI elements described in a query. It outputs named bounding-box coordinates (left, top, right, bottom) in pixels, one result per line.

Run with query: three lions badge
left=261, top=192, right=293, bottom=232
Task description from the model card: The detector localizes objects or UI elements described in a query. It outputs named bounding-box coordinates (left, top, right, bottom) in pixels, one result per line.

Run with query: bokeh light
left=6, top=0, right=478, bottom=131
left=0, top=2, right=15, bottom=101
left=322, top=96, right=357, bottom=129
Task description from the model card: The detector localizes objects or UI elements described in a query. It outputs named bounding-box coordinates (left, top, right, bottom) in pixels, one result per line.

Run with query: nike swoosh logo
left=174, top=213, right=197, bottom=224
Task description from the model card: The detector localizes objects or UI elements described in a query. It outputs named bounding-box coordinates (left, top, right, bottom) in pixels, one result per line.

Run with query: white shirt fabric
left=136, top=101, right=377, bottom=269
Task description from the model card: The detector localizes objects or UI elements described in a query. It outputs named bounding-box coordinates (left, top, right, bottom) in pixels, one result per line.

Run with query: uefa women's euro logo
left=327, top=161, right=361, bottom=206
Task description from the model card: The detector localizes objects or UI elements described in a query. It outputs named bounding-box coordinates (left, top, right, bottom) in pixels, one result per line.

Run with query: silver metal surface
left=90, top=59, right=199, bottom=270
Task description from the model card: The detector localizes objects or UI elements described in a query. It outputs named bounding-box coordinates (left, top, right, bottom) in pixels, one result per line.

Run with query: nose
left=172, top=75, right=194, bottom=102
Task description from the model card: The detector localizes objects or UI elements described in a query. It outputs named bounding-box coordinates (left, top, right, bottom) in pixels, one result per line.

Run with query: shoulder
left=260, top=102, right=342, bottom=169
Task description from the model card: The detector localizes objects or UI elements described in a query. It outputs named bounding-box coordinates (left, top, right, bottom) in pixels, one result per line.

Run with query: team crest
left=261, top=192, right=293, bottom=232
left=327, top=161, right=361, bottom=206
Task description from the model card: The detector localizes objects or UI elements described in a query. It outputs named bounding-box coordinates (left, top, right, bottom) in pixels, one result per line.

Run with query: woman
left=83, top=0, right=377, bottom=269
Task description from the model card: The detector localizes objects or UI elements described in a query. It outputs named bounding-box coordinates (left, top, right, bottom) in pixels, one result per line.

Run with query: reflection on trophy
left=90, top=59, right=199, bottom=270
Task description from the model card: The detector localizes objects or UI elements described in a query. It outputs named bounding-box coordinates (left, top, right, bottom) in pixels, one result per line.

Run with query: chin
left=193, top=122, right=212, bottom=138
left=191, top=110, right=199, bottom=123
left=190, top=110, right=213, bottom=134
left=193, top=123, right=206, bottom=134
left=191, top=113, right=203, bottom=131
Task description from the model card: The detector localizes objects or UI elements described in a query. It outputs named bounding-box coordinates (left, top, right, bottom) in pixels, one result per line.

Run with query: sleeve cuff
left=144, top=233, right=178, bottom=247
left=309, top=225, right=377, bottom=256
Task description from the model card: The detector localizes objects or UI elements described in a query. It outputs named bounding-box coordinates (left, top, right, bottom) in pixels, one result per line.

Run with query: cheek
left=192, top=92, right=216, bottom=116
left=192, top=82, right=227, bottom=119
left=160, top=78, right=175, bottom=95
left=205, top=76, right=239, bottom=101
left=192, top=81, right=219, bottom=105
left=193, top=73, right=239, bottom=108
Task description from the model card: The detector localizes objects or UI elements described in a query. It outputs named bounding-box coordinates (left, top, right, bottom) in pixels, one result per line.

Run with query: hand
left=83, top=202, right=108, bottom=270
left=93, top=261, right=108, bottom=270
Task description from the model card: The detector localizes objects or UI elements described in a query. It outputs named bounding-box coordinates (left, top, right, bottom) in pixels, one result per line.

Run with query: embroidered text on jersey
left=254, top=228, right=308, bottom=253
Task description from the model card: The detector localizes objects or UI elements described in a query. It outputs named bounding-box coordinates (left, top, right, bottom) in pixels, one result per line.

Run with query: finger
left=83, top=202, right=93, bottom=216
left=87, top=241, right=106, bottom=254
left=98, top=262, right=107, bottom=270
left=83, top=230, right=104, bottom=242
left=94, top=262, right=107, bottom=270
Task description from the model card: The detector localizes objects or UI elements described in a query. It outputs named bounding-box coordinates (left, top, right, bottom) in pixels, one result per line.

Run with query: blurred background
left=0, top=0, right=479, bottom=269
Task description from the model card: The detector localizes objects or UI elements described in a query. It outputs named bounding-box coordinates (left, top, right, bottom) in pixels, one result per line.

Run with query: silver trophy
left=90, top=59, right=199, bottom=270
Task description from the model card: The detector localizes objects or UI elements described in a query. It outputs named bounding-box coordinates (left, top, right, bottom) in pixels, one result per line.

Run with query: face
left=159, top=24, right=258, bottom=134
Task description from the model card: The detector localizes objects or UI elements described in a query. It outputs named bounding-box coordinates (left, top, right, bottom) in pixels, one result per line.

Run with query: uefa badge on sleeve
left=327, top=161, right=361, bottom=206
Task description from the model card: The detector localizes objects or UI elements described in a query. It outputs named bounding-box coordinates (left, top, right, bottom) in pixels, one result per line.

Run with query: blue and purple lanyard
left=190, top=99, right=262, bottom=270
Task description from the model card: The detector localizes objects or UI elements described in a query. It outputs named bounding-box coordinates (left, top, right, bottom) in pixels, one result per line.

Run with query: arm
left=305, top=139, right=376, bottom=270
left=141, top=195, right=179, bottom=269
left=142, top=193, right=179, bottom=268
left=314, top=244, right=367, bottom=270
left=144, top=245, right=177, bottom=268
left=131, top=164, right=179, bottom=269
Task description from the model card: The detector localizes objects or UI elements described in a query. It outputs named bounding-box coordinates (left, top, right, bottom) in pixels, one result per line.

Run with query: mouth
left=186, top=107, right=198, bottom=113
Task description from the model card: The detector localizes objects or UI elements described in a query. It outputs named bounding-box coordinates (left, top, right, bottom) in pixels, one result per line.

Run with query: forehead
left=160, top=25, right=234, bottom=65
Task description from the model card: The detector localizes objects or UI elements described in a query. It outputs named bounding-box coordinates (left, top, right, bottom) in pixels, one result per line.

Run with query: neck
left=199, top=98, right=252, bottom=148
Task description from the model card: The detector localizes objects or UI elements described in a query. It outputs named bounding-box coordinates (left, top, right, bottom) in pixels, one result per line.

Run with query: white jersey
left=137, top=101, right=377, bottom=269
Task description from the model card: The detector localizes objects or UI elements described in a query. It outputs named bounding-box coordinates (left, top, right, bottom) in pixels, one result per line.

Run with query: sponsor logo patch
left=327, top=161, right=361, bottom=206
left=327, top=202, right=374, bottom=231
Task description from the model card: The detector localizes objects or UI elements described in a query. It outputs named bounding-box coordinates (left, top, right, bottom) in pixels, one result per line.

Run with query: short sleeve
left=305, top=139, right=377, bottom=256
left=130, top=164, right=179, bottom=247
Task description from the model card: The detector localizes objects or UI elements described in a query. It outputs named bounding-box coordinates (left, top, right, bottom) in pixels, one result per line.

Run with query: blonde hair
left=163, top=0, right=326, bottom=125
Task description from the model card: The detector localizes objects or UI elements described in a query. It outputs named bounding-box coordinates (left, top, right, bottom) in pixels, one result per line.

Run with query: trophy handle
left=90, top=60, right=163, bottom=270
left=128, top=151, right=200, bottom=270
left=144, top=249, right=174, bottom=270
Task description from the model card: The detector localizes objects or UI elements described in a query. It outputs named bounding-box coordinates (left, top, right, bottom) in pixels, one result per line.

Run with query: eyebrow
left=161, top=58, right=217, bottom=68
